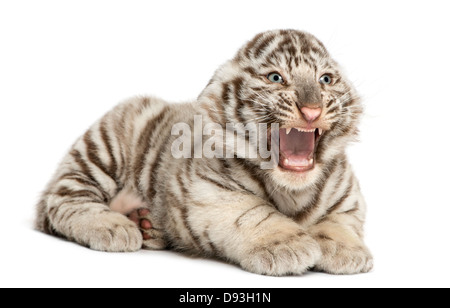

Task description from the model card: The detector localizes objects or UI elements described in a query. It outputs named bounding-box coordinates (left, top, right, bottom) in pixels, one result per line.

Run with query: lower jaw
left=278, top=157, right=315, bottom=173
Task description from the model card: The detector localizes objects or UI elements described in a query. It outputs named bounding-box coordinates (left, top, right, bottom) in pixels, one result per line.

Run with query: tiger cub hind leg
left=46, top=202, right=144, bottom=253
left=109, top=189, right=166, bottom=250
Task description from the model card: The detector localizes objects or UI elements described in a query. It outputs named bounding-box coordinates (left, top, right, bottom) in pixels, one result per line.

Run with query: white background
left=1, top=0, right=449, bottom=288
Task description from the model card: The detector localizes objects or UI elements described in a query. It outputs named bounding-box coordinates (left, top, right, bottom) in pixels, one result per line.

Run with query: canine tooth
left=286, top=128, right=292, bottom=135
left=318, top=128, right=323, bottom=135
left=284, top=159, right=289, bottom=165
left=309, top=159, right=313, bottom=165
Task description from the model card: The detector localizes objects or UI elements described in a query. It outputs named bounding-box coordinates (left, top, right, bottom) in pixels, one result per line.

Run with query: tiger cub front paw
left=240, top=232, right=321, bottom=276
left=314, top=240, right=373, bottom=275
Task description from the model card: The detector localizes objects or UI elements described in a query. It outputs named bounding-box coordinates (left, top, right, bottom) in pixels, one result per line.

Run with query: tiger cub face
left=201, top=30, right=362, bottom=190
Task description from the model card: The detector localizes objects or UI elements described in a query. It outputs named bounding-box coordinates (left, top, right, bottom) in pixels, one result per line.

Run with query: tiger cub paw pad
left=127, top=208, right=153, bottom=241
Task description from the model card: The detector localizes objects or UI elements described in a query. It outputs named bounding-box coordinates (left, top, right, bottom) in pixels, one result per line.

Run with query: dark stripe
left=108, top=228, right=115, bottom=239
left=277, top=110, right=293, bottom=119
left=221, top=82, right=232, bottom=106
left=141, top=97, right=151, bottom=109
left=64, top=152, right=111, bottom=202
left=274, top=36, right=292, bottom=55
left=113, top=111, right=128, bottom=178
left=249, top=86, right=266, bottom=92
left=185, top=156, right=193, bottom=182
left=164, top=193, right=196, bottom=250
left=42, top=216, right=56, bottom=235
left=278, top=93, right=293, bottom=107
left=201, top=98, right=221, bottom=123
left=176, top=170, right=189, bottom=199
left=58, top=208, right=78, bottom=224
left=180, top=207, right=203, bottom=252
left=83, top=131, right=116, bottom=180
left=147, top=129, right=174, bottom=201
left=305, top=56, right=318, bottom=72
left=243, top=66, right=257, bottom=76
left=253, top=33, right=277, bottom=59
left=70, top=150, right=100, bottom=187
left=244, top=32, right=264, bottom=59
left=297, top=231, right=308, bottom=238
left=310, top=44, right=325, bottom=57
left=295, top=158, right=339, bottom=223
left=330, top=159, right=347, bottom=194
left=210, top=90, right=226, bottom=125
left=342, top=98, right=356, bottom=108
left=232, top=77, right=248, bottom=124
left=327, top=105, right=339, bottom=115
left=335, top=123, right=352, bottom=138
left=58, top=172, right=101, bottom=189
left=54, top=186, right=102, bottom=201
left=219, top=159, right=256, bottom=195
left=99, top=119, right=118, bottom=179
left=277, top=102, right=293, bottom=113
left=44, top=215, right=64, bottom=237
left=300, top=38, right=311, bottom=54
left=231, top=158, right=276, bottom=206
left=48, top=207, right=57, bottom=220
left=77, top=208, right=90, bottom=216
left=326, top=99, right=334, bottom=109
left=316, top=233, right=333, bottom=241
left=133, top=107, right=168, bottom=189
left=254, top=211, right=276, bottom=228
left=196, top=170, right=235, bottom=192
left=203, top=227, right=220, bottom=256
left=287, top=53, right=295, bottom=72
left=287, top=47, right=298, bottom=72
left=326, top=181, right=353, bottom=215
left=235, top=204, right=265, bottom=227
left=264, top=48, right=281, bottom=65
left=341, top=201, right=360, bottom=215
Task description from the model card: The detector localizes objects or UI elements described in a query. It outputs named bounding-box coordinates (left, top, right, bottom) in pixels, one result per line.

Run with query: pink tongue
left=279, top=128, right=315, bottom=166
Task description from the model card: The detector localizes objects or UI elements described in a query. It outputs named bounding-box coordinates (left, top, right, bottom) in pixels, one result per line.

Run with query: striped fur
left=36, top=30, right=372, bottom=276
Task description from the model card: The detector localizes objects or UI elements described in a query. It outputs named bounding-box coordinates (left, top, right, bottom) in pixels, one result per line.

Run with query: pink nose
left=300, top=107, right=322, bottom=122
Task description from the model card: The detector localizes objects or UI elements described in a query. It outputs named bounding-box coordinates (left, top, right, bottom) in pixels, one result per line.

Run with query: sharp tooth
left=295, top=128, right=302, bottom=132
left=309, top=159, right=313, bottom=165
left=286, top=128, right=292, bottom=135
left=318, top=128, right=323, bottom=135
left=284, top=159, right=289, bottom=165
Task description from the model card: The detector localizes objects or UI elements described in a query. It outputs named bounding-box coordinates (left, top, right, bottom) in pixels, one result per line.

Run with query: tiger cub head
left=199, top=30, right=362, bottom=190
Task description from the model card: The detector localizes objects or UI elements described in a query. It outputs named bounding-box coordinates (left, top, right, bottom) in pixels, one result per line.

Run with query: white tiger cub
left=36, top=30, right=373, bottom=276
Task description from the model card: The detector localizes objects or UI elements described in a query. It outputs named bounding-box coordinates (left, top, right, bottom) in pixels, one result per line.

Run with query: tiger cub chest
left=270, top=187, right=316, bottom=218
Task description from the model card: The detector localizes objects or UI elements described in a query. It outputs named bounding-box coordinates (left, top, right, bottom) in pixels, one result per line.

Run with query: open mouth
left=278, top=127, right=323, bottom=172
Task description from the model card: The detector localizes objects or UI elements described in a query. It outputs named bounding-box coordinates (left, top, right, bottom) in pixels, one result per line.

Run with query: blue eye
left=267, top=72, right=284, bottom=84
left=319, top=74, right=332, bottom=85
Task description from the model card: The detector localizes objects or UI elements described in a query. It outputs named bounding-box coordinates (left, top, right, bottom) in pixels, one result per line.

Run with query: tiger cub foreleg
left=171, top=188, right=321, bottom=276
left=308, top=208, right=373, bottom=274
